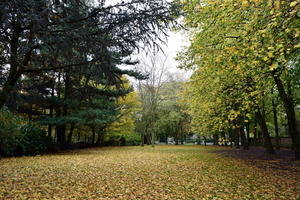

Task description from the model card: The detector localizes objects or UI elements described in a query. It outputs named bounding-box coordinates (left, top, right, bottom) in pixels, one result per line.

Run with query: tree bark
left=92, top=127, right=95, bottom=146
left=66, top=123, right=75, bottom=149
left=273, top=73, right=300, bottom=159
left=234, top=128, right=240, bottom=148
left=141, top=129, right=145, bottom=147
left=254, top=116, right=257, bottom=147
left=255, top=107, right=276, bottom=154
left=271, top=88, right=280, bottom=149
left=246, top=122, right=250, bottom=146
left=239, top=118, right=249, bottom=150
left=0, top=21, right=24, bottom=109
left=151, top=113, right=155, bottom=147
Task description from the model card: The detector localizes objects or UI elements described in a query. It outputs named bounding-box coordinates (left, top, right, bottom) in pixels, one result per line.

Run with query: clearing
left=0, top=145, right=299, bottom=199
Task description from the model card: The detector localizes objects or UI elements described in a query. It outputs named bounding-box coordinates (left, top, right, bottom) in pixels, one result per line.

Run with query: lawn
left=0, top=145, right=299, bottom=199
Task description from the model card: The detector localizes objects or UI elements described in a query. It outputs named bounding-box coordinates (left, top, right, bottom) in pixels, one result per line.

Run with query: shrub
left=0, top=107, right=47, bottom=157
left=20, top=123, right=48, bottom=156
left=0, top=107, right=25, bottom=156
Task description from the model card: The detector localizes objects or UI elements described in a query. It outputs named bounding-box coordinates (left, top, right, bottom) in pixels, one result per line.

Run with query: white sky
left=104, top=0, right=191, bottom=80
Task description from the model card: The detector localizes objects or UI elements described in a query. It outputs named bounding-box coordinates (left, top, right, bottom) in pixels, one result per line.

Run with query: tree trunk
left=234, top=128, right=240, bottom=148
left=255, top=107, right=276, bottom=154
left=151, top=114, right=155, bottom=147
left=66, top=123, right=75, bottom=149
left=254, top=117, right=257, bottom=147
left=271, top=88, right=280, bottom=150
left=239, top=117, right=249, bottom=150
left=0, top=22, right=24, bottom=109
left=174, top=130, right=179, bottom=145
left=166, top=132, right=168, bottom=145
left=180, top=125, right=184, bottom=144
left=92, top=127, right=95, bottom=146
left=141, top=129, right=145, bottom=147
left=273, top=73, right=300, bottom=159
left=246, top=122, right=250, bottom=147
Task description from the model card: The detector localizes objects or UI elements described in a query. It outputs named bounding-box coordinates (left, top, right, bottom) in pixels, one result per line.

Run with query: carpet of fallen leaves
left=1, top=145, right=300, bottom=199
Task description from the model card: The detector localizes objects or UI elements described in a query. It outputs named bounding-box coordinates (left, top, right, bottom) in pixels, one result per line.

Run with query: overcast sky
left=105, top=0, right=190, bottom=80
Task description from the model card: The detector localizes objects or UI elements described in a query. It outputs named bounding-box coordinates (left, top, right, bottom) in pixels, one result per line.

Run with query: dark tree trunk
left=234, top=128, right=240, bottom=148
left=204, top=136, right=206, bottom=146
left=141, top=130, right=145, bottom=147
left=175, top=131, right=179, bottom=145
left=180, top=125, right=184, bottom=144
left=239, top=118, right=249, bottom=150
left=48, top=86, right=55, bottom=137
left=246, top=122, right=250, bottom=146
left=77, top=132, right=81, bottom=141
left=66, top=123, right=75, bottom=149
left=255, top=107, right=276, bottom=154
left=166, top=132, right=168, bottom=145
left=92, top=127, right=96, bottom=146
left=273, top=73, right=300, bottom=159
left=0, top=22, right=25, bottom=109
left=271, top=88, right=280, bottom=149
left=254, top=117, right=258, bottom=147
left=228, top=127, right=234, bottom=147
left=213, top=134, right=219, bottom=145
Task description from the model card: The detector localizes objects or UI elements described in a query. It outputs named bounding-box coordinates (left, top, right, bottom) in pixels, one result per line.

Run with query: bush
left=0, top=107, right=25, bottom=156
left=20, top=124, right=47, bottom=156
left=0, top=107, right=47, bottom=157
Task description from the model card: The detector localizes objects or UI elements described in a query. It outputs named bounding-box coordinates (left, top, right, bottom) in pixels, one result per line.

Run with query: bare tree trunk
left=254, top=116, right=258, bottom=147
left=151, top=114, right=155, bottom=147
left=66, top=123, right=75, bottom=149
left=271, top=88, right=280, bottom=150
left=273, top=73, right=300, bottom=159
left=255, top=107, right=276, bottom=154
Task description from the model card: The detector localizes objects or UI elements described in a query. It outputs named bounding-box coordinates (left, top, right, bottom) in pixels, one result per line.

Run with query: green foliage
left=20, top=123, right=47, bottom=156
left=0, top=107, right=47, bottom=156
left=0, top=107, right=25, bottom=156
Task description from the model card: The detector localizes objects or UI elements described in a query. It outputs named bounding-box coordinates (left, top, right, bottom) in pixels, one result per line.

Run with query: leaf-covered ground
left=1, top=146, right=300, bottom=199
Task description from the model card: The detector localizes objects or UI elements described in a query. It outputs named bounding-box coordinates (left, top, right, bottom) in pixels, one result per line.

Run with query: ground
left=0, top=145, right=299, bottom=199
left=211, top=146, right=300, bottom=173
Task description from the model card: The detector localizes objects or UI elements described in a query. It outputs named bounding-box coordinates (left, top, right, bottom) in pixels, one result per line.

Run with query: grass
left=0, top=145, right=299, bottom=199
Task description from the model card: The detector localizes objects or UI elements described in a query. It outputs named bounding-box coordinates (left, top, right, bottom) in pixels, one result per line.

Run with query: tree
left=136, top=52, right=174, bottom=147
left=0, top=0, right=182, bottom=110
left=156, top=75, right=189, bottom=145
left=177, top=0, right=300, bottom=158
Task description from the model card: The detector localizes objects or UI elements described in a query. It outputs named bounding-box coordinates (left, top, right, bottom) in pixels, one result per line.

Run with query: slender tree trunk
left=239, top=117, right=249, bottom=150
left=180, top=124, right=184, bottom=144
left=235, top=128, right=240, bottom=148
left=92, top=127, right=95, bottom=146
left=141, top=129, right=145, bottom=147
left=254, top=116, right=257, bottom=147
left=55, top=72, right=62, bottom=148
left=273, top=73, right=300, bottom=159
left=255, top=107, right=276, bottom=154
left=271, top=88, right=280, bottom=150
left=166, top=132, right=168, bottom=145
left=48, top=86, right=55, bottom=137
left=246, top=122, right=250, bottom=146
left=175, top=128, right=179, bottom=145
left=66, top=123, right=75, bottom=149
left=151, top=113, right=155, bottom=147
left=77, top=132, right=81, bottom=141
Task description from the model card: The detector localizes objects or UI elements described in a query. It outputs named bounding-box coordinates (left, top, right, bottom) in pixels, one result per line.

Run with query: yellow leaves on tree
left=106, top=76, right=141, bottom=137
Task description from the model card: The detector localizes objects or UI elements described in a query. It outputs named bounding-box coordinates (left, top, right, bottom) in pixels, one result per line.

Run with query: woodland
left=0, top=0, right=300, bottom=158
left=1, top=0, right=300, bottom=198
left=0, top=0, right=300, bottom=159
